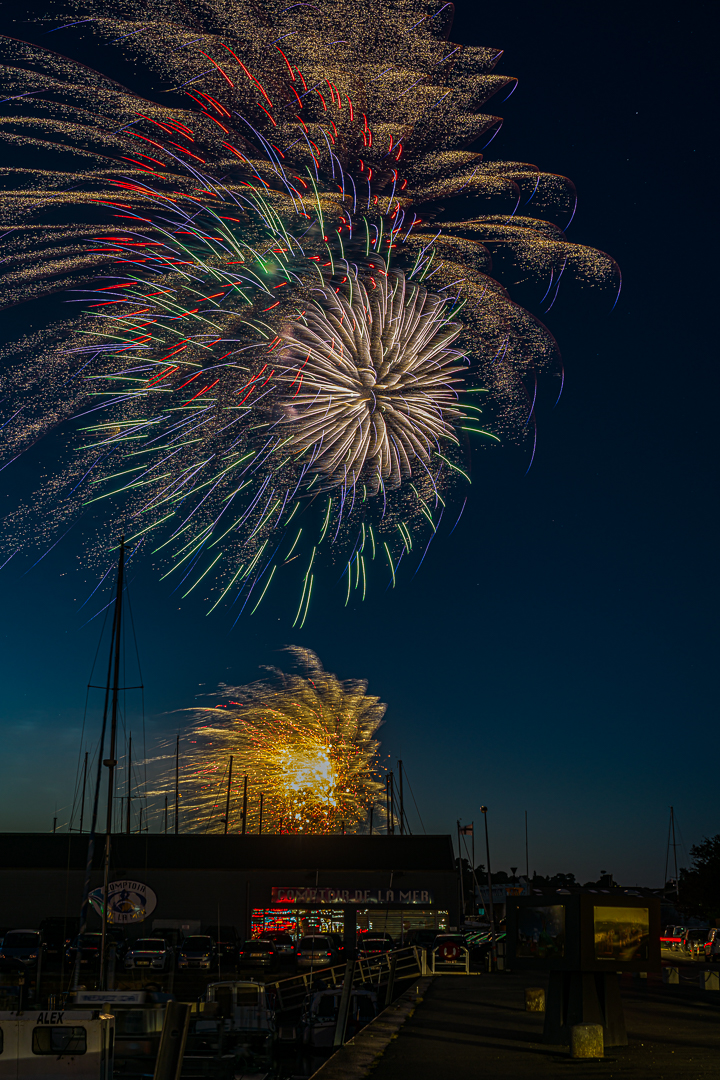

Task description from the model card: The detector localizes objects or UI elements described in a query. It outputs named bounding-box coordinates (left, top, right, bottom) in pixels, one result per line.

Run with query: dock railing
left=428, top=946, right=470, bottom=975
left=266, top=945, right=424, bottom=1012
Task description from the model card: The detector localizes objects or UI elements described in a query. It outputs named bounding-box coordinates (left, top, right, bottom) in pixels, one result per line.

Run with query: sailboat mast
left=224, top=756, right=233, bottom=835
left=79, top=752, right=88, bottom=835
left=174, top=735, right=180, bottom=835
left=126, top=733, right=132, bottom=835
left=100, top=537, right=125, bottom=990
left=670, top=805, right=679, bottom=899
left=398, top=760, right=405, bottom=835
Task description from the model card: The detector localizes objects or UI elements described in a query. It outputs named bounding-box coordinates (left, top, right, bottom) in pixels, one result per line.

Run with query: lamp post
left=480, top=806, right=497, bottom=970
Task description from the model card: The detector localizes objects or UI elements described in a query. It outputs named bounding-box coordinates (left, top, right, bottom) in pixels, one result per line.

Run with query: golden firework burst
left=179, top=647, right=385, bottom=833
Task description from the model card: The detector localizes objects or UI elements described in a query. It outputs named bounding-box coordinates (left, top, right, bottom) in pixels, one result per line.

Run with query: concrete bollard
left=570, top=1023, right=604, bottom=1059
left=702, top=970, right=720, bottom=991
left=663, top=967, right=679, bottom=985
left=525, top=987, right=546, bottom=1012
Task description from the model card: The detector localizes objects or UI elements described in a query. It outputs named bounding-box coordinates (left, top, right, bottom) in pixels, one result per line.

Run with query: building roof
left=0, top=833, right=455, bottom=873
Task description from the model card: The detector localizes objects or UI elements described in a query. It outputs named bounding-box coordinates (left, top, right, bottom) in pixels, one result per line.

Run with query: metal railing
left=266, top=946, right=424, bottom=1012
left=428, top=947, right=470, bottom=975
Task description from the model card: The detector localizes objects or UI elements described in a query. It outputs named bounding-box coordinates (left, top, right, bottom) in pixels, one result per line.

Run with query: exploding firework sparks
left=0, top=0, right=619, bottom=621
left=173, top=648, right=385, bottom=833
left=277, top=269, right=465, bottom=492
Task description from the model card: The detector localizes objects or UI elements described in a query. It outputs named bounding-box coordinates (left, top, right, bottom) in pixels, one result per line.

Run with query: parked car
left=124, top=938, right=173, bottom=971
left=703, top=929, right=720, bottom=962
left=328, top=932, right=346, bottom=959
left=204, top=924, right=239, bottom=966
left=178, top=935, right=217, bottom=970
left=262, top=932, right=296, bottom=961
left=405, top=929, right=440, bottom=950
left=66, top=932, right=104, bottom=971
left=39, top=917, right=80, bottom=963
left=296, top=935, right=338, bottom=969
left=466, top=930, right=506, bottom=966
left=357, top=933, right=394, bottom=961
left=238, top=939, right=280, bottom=971
left=667, top=926, right=687, bottom=951
left=0, top=929, right=41, bottom=967
left=660, top=926, right=683, bottom=950
left=432, top=934, right=470, bottom=968
left=683, top=928, right=710, bottom=957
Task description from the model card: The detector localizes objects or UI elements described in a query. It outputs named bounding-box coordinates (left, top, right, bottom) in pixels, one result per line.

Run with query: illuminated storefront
left=252, top=903, right=448, bottom=941
left=0, top=833, right=458, bottom=940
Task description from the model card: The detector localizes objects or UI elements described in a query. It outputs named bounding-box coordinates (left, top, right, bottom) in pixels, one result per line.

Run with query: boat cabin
left=0, top=1010, right=114, bottom=1078
left=204, top=980, right=275, bottom=1034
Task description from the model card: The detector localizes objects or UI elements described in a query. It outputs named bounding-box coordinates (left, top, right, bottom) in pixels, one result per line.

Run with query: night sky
left=0, top=0, right=715, bottom=885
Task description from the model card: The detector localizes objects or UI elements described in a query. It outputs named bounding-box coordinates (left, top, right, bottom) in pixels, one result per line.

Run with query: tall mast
left=241, top=775, right=248, bottom=835
left=126, top=732, right=132, bottom=835
left=174, top=735, right=180, bottom=834
left=398, top=760, right=405, bottom=835
left=100, top=536, right=125, bottom=990
left=224, top=757, right=233, bottom=835
left=525, top=810, right=529, bottom=881
left=79, top=752, right=88, bottom=835
left=671, top=806, right=679, bottom=898
left=456, top=820, right=465, bottom=921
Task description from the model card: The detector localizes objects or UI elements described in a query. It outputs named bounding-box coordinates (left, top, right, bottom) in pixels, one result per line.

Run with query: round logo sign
left=89, top=880, right=157, bottom=924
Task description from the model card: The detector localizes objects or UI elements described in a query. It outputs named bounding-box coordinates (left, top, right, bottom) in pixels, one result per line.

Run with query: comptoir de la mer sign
left=89, top=880, right=157, bottom=924
left=271, top=886, right=433, bottom=905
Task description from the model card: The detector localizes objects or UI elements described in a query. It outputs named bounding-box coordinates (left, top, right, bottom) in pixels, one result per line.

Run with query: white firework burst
left=277, top=268, right=467, bottom=492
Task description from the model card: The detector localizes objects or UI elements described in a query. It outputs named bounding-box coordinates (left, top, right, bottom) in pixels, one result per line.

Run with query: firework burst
left=0, top=0, right=619, bottom=621
left=177, top=648, right=385, bottom=834
left=277, top=268, right=466, bottom=493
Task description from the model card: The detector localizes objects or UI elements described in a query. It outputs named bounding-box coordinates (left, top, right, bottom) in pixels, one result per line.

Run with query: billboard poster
left=593, top=905, right=650, bottom=962
left=515, top=904, right=566, bottom=959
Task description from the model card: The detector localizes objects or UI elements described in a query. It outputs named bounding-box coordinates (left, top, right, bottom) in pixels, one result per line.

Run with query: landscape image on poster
left=516, top=905, right=566, bottom=959
left=593, top=906, right=650, bottom=962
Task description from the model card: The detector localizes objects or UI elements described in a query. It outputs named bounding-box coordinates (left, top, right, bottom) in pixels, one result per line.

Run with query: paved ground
left=369, top=973, right=720, bottom=1079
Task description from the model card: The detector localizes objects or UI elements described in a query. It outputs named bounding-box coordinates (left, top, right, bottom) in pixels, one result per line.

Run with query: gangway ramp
left=266, top=945, right=424, bottom=1012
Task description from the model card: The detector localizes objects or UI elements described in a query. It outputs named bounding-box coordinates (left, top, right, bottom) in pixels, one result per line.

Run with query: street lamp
left=480, top=806, right=497, bottom=970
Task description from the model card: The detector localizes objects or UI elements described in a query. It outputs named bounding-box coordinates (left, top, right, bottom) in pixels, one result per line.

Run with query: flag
left=459, top=825, right=473, bottom=835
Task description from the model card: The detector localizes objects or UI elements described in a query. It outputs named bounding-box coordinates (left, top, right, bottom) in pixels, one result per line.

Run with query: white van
left=0, top=1010, right=114, bottom=1078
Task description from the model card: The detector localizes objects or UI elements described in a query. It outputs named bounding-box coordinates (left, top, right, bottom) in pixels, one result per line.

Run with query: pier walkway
left=333, top=971, right=720, bottom=1080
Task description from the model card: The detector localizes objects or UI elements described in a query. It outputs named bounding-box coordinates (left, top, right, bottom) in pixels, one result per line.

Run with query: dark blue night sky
left=0, top=0, right=715, bottom=884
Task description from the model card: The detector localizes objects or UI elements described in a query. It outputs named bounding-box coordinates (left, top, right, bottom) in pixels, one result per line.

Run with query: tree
left=679, top=835, right=720, bottom=921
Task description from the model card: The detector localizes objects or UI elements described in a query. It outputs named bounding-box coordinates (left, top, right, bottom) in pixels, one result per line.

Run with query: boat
left=0, top=1009, right=114, bottom=1078
left=203, top=980, right=276, bottom=1037
left=300, top=984, right=377, bottom=1048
